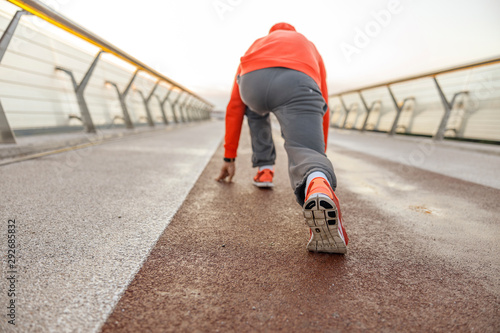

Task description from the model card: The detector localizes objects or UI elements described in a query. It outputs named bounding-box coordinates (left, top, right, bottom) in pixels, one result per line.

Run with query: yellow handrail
left=7, top=0, right=213, bottom=107
left=330, top=56, right=500, bottom=97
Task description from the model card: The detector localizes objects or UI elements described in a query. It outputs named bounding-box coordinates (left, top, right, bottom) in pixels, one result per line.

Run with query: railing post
left=205, top=105, right=212, bottom=119
left=339, top=96, right=357, bottom=129
left=328, top=99, right=343, bottom=128
left=455, top=93, right=472, bottom=138
left=189, top=99, right=198, bottom=121
left=188, top=97, right=197, bottom=121
left=179, top=95, right=187, bottom=122
left=191, top=101, right=198, bottom=121
left=56, top=51, right=103, bottom=133
left=0, top=101, right=15, bottom=144
left=199, top=102, right=207, bottom=120
left=185, top=99, right=195, bottom=121
left=182, top=95, right=193, bottom=122
left=0, top=10, right=31, bottom=62
left=195, top=100, right=203, bottom=120
left=105, top=70, right=138, bottom=129
left=155, top=89, right=173, bottom=125
left=433, top=77, right=469, bottom=141
left=178, top=94, right=189, bottom=122
left=359, top=92, right=381, bottom=132
left=170, top=92, right=182, bottom=124
left=388, top=86, right=414, bottom=136
left=407, top=102, right=425, bottom=134
left=135, top=90, right=154, bottom=126
left=0, top=10, right=32, bottom=143
left=146, top=81, right=160, bottom=125
left=183, top=96, right=192, bottom=121
left=135, top=81, right=159, bottom=127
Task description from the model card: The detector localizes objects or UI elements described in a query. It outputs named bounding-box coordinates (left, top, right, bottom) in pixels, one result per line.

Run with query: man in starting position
left=216, top=22, right=349, bottom=254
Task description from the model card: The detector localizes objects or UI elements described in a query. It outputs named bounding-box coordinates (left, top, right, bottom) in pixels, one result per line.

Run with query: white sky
left=37, top=0, right=500, bottom=109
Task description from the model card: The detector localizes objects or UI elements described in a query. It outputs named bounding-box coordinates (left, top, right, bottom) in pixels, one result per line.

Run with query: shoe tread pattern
left=303, top=194, right=347, bottom=254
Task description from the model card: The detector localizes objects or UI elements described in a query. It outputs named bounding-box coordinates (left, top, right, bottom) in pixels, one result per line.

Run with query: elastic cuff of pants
left=294, top=168, right=337, bottom=206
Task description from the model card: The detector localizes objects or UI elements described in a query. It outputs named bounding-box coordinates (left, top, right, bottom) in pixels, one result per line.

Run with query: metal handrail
left=328, top=55, right=500, bottom=141
left=6, top=0, right=213, bottom=107
left=329, top=56, right=500, bottom=96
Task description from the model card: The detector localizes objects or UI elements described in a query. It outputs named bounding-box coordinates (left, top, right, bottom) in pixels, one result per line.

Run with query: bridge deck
left=1, top=122, right=499, bottom=332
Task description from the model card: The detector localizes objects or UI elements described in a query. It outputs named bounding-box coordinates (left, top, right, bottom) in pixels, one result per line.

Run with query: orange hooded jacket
left=224, top=22, right=330, bottom=159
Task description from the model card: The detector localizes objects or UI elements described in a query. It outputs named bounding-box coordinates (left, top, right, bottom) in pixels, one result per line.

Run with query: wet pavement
left=0, top=121, right=223, bottom=333
left=100, top=127, right=500, bottom=332
left=328, top=129, right=500, bottom=190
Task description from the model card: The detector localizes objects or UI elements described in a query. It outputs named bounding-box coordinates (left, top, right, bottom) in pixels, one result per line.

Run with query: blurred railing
left=329, top=57, right=500, bottom=143
left=0, top=0, right=213, bottom=144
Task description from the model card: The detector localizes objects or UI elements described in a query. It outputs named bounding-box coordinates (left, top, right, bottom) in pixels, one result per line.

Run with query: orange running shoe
left=253, top=169, right=274, bottom=188
left=303, top=177, right=348, bottom=254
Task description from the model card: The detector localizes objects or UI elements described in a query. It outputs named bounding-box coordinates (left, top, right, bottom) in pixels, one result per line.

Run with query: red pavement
left=101, top=126, right=500, bottom=332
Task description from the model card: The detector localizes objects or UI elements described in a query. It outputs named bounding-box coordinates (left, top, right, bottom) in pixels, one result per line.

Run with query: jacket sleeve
left=224, top=65, right=246, bottom=159
left=318, top=54, right=330, bottom=151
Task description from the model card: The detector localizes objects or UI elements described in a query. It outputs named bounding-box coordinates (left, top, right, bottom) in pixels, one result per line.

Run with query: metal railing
left=329, top=56, right=500, bottom=142
left=0, top=0, right=213, bottom=143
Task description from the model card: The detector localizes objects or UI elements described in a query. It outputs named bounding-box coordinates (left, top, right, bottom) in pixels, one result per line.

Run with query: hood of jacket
left=269, top=22, right=296, bottom=34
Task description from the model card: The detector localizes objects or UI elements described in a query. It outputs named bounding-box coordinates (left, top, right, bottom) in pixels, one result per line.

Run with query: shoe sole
left=253, top=181, right=274, bottom=188
left=303, top=194, right=347, bottom=254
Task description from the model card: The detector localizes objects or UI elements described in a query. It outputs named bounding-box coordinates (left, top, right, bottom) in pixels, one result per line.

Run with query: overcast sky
left=35, top=0, right=500, bottom=109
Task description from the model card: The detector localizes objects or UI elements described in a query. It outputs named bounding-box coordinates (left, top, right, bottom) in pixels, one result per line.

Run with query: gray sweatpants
left=238, top=67, right=336, bottom=206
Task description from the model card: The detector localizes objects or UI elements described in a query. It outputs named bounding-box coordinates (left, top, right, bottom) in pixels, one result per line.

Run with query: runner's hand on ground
left=216, top=161, right=236, bottom=182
